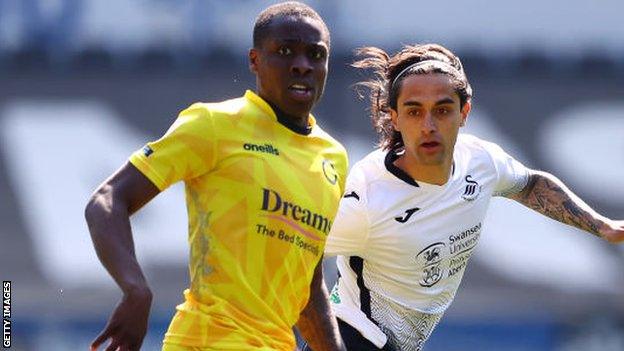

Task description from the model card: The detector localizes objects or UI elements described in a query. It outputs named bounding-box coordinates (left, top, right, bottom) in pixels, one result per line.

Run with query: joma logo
left=395, top=207, right=420, bottom=223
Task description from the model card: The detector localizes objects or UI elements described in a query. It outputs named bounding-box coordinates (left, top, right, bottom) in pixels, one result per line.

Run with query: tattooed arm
left=506, top=170, right=624, bottom=243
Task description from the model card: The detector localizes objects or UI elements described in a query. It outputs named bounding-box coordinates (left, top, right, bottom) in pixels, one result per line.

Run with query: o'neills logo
left=261, top=188, right=331, bottom=239
left=244, top=143, right=279, bottom=155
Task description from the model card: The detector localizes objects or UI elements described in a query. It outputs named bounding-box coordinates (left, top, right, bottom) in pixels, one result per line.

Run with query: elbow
left=603, top=233, right=622, bottom=245
left=605, top=238, right=617, bottom=245
left=84, top=193, right=103, bottom=228
left=84, top=185, right=114, bottom=227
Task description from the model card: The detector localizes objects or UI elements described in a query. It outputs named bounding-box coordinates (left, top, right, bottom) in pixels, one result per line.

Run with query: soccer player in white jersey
left=323, top=44, right=624, bottom=351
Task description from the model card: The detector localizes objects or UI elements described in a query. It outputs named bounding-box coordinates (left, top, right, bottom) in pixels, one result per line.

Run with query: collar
left=384, top=148, right=456, bottom=187
left=384, top=149, right=419, bottom=187
left=244, top=90, right=316, bottom=135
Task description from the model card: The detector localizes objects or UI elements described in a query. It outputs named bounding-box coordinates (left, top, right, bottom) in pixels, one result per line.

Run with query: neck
left=266, top=101, right=311, bottom=135
left=395, top=154, right=453, bottom=185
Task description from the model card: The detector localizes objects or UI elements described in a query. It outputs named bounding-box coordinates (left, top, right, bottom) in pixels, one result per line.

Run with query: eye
left=310, top=48, right=326, bottom=60
left=407, top=109, right=421, bottom=117
left=277, top=46, right=292, bottom=56
left=436, top=107, right=451, bottom=115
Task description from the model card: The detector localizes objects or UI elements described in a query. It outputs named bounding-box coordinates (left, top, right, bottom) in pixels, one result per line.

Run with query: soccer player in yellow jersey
left=85, top=2, right=347, bottom=350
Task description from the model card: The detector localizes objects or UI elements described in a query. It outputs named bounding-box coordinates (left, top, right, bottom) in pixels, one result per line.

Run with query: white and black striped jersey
left=325, top=134, right=529, bottom=350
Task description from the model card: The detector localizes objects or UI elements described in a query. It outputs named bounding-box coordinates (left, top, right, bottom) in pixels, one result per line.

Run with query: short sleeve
left=325, top=165, right=370, bottom=257
left=129, top=103, right=216, bottom=191
left=480, top=140, right=530, bottom=197
left=336, top=149, right=349, bottom=195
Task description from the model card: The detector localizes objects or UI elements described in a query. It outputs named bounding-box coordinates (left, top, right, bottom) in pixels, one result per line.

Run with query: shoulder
left=311, top=125, right=349, bottom=164
left=182, top=96, right=248, bottom=120
left=456, top=133, right=507, bottom=160
left=456, top=134, right=528, bottom=188
left=455, top=134, right=515, bottom=179
left=456, top=133, right=492, bottom=151
left=311, top=125, right=346, bottom=150
left=172, top=96, right=256, bottom=137
left=346, top=149, right=387, bottom=190
left=356, top=148, right=386, bottom=170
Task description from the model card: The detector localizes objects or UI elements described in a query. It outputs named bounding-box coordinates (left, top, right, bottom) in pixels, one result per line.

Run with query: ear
left=390, top=108, right=400, bottom=131
left=249, top=48, right=258, bottom=74
left=459, top=100, right=471, bottom=127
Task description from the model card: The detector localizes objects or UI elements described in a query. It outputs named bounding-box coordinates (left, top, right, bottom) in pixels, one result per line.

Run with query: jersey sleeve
left=325, top=165, right=370, bottom=257
left=336, top=148, right=349, bottom=195
left=479, top=139, right=530, bottom=197
left=129, top=103, right=217, bottom=191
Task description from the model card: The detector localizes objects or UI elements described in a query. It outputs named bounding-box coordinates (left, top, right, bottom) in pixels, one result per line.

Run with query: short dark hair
left=353, top=44, right=473, bottom=151
left=253, top=1, right=330, bottom=49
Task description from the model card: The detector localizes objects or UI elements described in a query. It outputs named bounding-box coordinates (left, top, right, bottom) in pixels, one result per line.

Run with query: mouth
left=419, top=141, right=442, bottom=152
left=287, top=83, right=314, bottom=102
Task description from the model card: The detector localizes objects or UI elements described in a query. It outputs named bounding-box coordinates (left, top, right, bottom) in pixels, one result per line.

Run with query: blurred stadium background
left=1, top=0, right=623, bottom=350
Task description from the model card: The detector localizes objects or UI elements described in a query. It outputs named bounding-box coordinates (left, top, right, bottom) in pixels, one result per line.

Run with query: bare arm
left=507, top=170, right=624, bottom=243
left=85, top=162, right=161, bottom=351
left=296, top=259, right=345, bottom=351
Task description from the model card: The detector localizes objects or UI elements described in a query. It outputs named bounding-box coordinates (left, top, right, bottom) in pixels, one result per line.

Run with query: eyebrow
left=276, top=38, right=327, bottom=47
left=403, top=97, right=455, bottom=107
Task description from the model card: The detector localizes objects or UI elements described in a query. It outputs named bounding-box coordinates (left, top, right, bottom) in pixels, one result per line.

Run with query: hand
left=90, top=288, right=153, bottom=351
left=600, top=220, right=624, bottom=243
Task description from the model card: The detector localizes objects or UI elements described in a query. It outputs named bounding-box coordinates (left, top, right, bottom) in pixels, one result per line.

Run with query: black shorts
left=300, top=318, right=394, bottom=351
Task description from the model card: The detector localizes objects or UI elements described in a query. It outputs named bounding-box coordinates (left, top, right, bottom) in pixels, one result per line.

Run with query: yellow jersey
left=129, top=90, right=348, bottom=350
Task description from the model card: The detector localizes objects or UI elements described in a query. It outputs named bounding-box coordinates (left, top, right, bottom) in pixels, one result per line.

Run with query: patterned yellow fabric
left=129, top=90, right=348, bottom=350
left=161, top=343, right=204, bottom=351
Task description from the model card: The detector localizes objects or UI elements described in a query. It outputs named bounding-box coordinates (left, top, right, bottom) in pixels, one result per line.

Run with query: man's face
left=249, top=16, right=329, bottom=120
left=390, top=73, right=470, bottom=167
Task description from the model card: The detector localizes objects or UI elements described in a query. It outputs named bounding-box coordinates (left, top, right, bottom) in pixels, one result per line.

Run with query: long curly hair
left=353, top=44, right=472, bottom=151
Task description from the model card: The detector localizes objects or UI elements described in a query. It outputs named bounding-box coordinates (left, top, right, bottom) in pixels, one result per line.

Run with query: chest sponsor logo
left=260, top=188, right=332, bottom=236
left=414, top=222, right=482, bottom=287
left=256, top=188, right=332, bottom=256
left=461, top=175, right=481, bottom=201
left=243, top=142, right=280, bottom=155
left=322, top=159, right=338, bottom=185
left=395, top=207, right=420, bottom=223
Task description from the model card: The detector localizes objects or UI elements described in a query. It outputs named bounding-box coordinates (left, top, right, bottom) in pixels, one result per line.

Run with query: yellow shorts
left=162, top=344, right=286, bottom=351
left=162, top=344, right=205, bottom=351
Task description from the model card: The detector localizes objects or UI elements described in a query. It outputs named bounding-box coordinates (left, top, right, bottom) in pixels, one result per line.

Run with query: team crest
left=322, top=159, right=338, bottom=185
left=416, top=242, right=445, bottom=287
left=461, top=175, right=481, bottom=201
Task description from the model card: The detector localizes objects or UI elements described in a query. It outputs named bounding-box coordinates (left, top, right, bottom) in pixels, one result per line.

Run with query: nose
left=291, top=54, right=312, bottom=76
left=421, top=113, right=437, bottom=134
